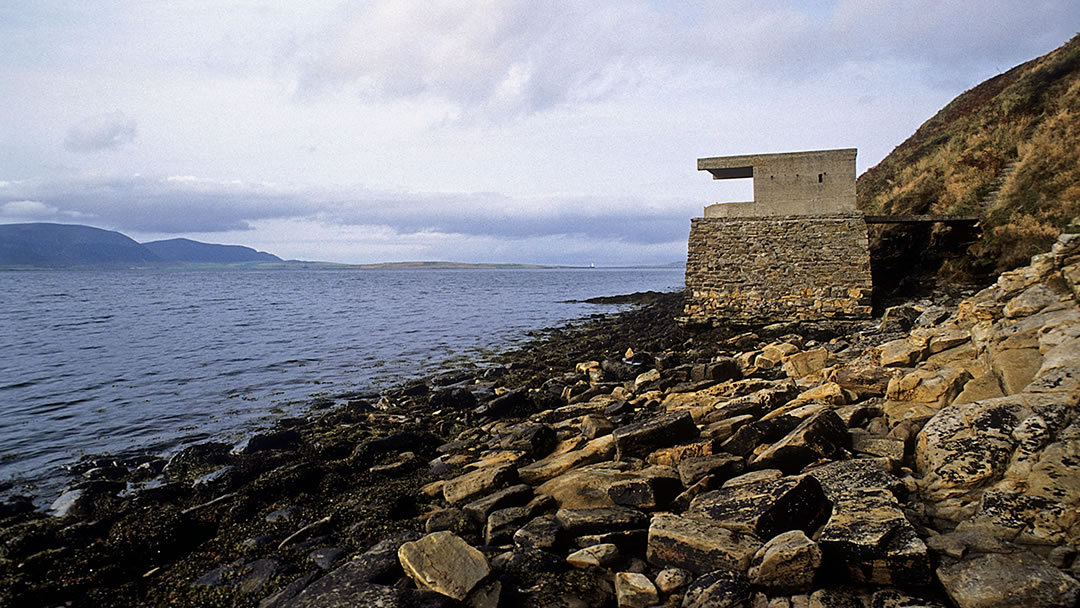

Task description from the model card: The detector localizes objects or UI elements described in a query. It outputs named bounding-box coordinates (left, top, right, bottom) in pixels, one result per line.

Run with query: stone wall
left=684, top=213, right=872, bottom=322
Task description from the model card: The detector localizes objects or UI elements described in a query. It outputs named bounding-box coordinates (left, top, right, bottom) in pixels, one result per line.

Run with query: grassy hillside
left=858, top=33, right=1080, bottom=279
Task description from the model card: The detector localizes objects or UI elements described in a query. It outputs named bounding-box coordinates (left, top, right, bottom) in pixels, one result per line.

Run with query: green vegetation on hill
left=858, top=33, right=1080, bottom=278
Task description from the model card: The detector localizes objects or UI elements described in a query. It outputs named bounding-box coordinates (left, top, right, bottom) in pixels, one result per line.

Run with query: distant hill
left=142, top=238, right=280, bottom=264
left=0, top=223, right=160, bottom=266
left=0, top=223, right=283, bottom=268
left=858, top=33, right=1080, bottom=280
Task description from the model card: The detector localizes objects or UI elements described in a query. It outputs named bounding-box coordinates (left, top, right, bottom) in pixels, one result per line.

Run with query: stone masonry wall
left=685, top=213, right=872, bottom=322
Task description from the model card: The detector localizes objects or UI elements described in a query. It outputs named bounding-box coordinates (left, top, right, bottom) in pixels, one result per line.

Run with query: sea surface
left=0, top=267, right=683, bottom=503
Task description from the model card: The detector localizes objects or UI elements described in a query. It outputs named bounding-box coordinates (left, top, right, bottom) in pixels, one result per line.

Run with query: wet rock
left=338, top=531, right=423, bottom=585
left=556, top=506, right=648, bottom=537
left=193, top=557, right=289, bottom=595
left=163, top=441, right=232, bottom=480
left=646, top=513, right=762, bottom=574
left=567, top=543, right=620, bottom=569
left=615, top=571, right=659, bottom=608
left=747, top=529, right=821, bottom=592
left=474, top=388, right=534, bottom=419
left=443, top=463, right=518, bottom=505
left=612, top=410, right=699, bottom=460
left=937, top=551, right=1079, bottom=608
left=309, top=546, right=347, bottom=570
left=244, top=429, right=301, bottom=454
left=398, top=531, right=491, bottom=601
left=681, top=569, right=751, bottom=608
left=428, top=387, right=477, bottom=410
left=818, top=489, right=930, bottom=586
left=749, top=410, right=849, bottom=474
left=690, top=474, right=830, bottom=540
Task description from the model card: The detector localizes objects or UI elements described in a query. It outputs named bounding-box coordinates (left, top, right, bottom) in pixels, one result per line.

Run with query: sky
left=1, top=2, right=1077, bottom=265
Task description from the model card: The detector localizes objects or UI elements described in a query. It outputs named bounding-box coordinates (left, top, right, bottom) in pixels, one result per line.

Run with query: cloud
left=64, top=111, right=137, bottom=152
left=0, top=174, right=695, bottom=247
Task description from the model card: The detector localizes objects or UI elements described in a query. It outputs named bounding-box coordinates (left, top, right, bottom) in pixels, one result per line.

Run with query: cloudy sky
left=1, top=1, right=1076, bottom=265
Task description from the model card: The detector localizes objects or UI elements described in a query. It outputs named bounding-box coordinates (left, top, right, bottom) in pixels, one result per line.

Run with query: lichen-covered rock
left=398, top=531, right=490, bottom=601
left=646, top=513, right=762, bottom=574
left=678, top=453, right=745, bottom=487
left=818, top=488, right=930, bottom=586
left=749, top=410, right=849, bottom=474
left=613, top=410, right=699, bottom=460
left=680, top=569, right=751, bottom=608
left=937, top=551, right=1080, bottom=608
left=782, top=347, right=829, bottom=378
left=805, top=458, right=905, bottom=501
left=556, top=506, right=649, bottom=537
left=689, top=474, right=830, bottom=540
left=567, top=543, right=620, bottom=569
left=747, top=529, right=822, bottom=592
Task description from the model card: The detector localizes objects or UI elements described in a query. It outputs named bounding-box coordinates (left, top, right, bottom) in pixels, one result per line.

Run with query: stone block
left=614, top=572, right=659, bottom=608
left=937, top=551, right=1079, bottom=608
left=689, top=474, right=830, bottom=540
left=398, top=531, right=490, bottom=601
left=749, top=410, right=850, bottom=474
left=646, top=513, right=762, bottom=574
left=612, top=410, right=699, bottom=460
left=443, top=463, right=517, bottom=505
left=747, top=529, right=822, bottom=592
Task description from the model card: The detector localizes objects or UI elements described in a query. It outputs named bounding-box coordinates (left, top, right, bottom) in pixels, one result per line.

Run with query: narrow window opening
left=818, top=173, right=824, bottom=183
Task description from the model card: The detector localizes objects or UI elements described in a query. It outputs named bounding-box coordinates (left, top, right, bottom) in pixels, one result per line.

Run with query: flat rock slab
left=398, top=531, right=491, bottom=601
left=937, top=551, right=1080, bottom=608
left=749, top=410, right=849, bottom=474
left=646, top=513, right=762, bottom=574
left=463, top=483, right=532, bottom=522
left=747, top=529, right=822, bottom=592
left=818, top=488, right=930, bottom=586
left=443, top=463, right=517, bottom=505
left=612, top=410, right=698, bottom=460
left=689, top=474, right=830, bottom=540
left=805, top=458, right=906, bottom=501
left=518, top=435, right=615, bottom=485
left=535, top=461, right=638, bottom=509
left=555, top=506, right=648, bottom=537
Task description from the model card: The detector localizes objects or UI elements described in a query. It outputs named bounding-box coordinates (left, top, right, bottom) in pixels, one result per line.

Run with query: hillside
left=0, top=223, right=160, bottom=267
left=142, top=238, right=280, bottom=264
left=858, top=33, right=1080, bottom=282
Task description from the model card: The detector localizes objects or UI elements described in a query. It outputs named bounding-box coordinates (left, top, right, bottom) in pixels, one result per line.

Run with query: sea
left=0, top=267, right=684, bottom=504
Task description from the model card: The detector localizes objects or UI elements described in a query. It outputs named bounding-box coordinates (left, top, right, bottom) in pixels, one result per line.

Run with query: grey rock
left=556, top=506, right=649, bottom=537
left=937, top=551, right=1080, bottom=608
left=514, top=514, right=562, bottom=552
left=750, top=410, right=850, bottom=474
left=690, top=474, right=830, bottom=540
left=646, top=513, right=762, bottom=574
left=612, top=410, right=699, bottom=460
left=681, top=569, right=751, bottom=608
left=678, top=453, right=746, bottom=487
left=462, top=483, right=533, bottom=523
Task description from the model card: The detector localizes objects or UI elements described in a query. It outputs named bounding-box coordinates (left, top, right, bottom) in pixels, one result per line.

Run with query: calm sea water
left=0, top=267, right=683, bottom=502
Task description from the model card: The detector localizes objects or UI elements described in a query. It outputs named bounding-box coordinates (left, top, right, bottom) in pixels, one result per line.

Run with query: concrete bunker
left=684, top=148, right=872, bottom=323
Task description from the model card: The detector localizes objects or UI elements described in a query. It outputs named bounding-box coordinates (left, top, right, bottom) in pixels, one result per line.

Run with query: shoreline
left=2, top=232, right=1078, bottom=607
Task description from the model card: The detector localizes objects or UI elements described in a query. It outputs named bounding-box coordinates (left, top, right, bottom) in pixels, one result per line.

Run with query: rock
left=426, top=507, right=480, bottom=538
left=281, top=579, right=455, bottom=608
left=805, top=458, right=905, bottom=501
left=607, top=466, right=683, bottom=510
left=556, top=506, right=649, bottom=537
left=850, top=434, right=905, bottom=463
left=581, top=414, right=616, bottom=439
left=490, top=547, right=565, bottom=577
left=245, top=429, right=301, bottom=454
left=646, top=513, right=762, bottom=574
left=989, top=347, right=1043, bottom=394
left=654, top=568, right=692, bottom=595
left=885, top=367, right=971, bottom=408
left=868, top=589, right=945, bottom=608
left=536, top=461, right=639, bottom=509
left=952, top=373, right=1005, bottom=404
left=635, top=368, right=662, bottom=390
left=613, top=410, right=699, bottom=460
left=747, top=530, right=822, bottom=592
left=194, top=558, right=289, bottom=595
left=678, top=454, right=745, bottom=487
left=1003, top=284, right=1061, bottom=318
left=818, top=489, right=930, bottom=585
left=485, top=505, right=534, bottom=545
left=937, top=551, right=1080, bottom=608
left=474, top=388, right=534, bottom=419
left=749, top=411, right=849, bottom=474
left=506, top=423, right=559, bottom=458
left=690, top=474, right=830, bottom=540
left=443, top=463, right=518, bottom=505
left=398, top=531, right=491, bottom=601
left=309, top=547, right=347, bottom=570
left=782, top=347, right=829, bottom=378
left=681, top=569, right=751, bottom=608
left=463, top=483, right=533, bottom=523
left=428, top=387, right=477, bottom=410
left=566, top=543, right=621, bottom=568
left=514, top=515, right=562, bottom=552
left=331, top=531, right=423, bottom=585
left=721, top=416, right=803, bottom=458
left=518, top=434, right=616, bottom=485
left=615, top=571, right=660, bottom=608
left=879, top=338, right=926, bottom=368
left=692, top=358, right=742, bottom=382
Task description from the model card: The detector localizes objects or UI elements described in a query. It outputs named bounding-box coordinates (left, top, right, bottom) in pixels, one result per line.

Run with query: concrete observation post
left=683, top=148, right=873, bottom=324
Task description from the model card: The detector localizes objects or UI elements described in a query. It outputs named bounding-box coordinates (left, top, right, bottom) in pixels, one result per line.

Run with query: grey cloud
left=64, top=111, right=137, bottom=152
left=1, top=175, right=693, bottom=245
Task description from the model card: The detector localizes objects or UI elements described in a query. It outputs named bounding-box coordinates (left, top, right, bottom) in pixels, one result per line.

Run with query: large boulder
left=646, top=513, right=762, bottom=574
left=689, top=474, right=830, bottom=540
left=612, top=410, right=699, bottom=460
left=747, top=529, right=822, bottom=592
left=398, top=531, right=491, bottom=601
left=937, top=551, right=1080, bottom=608
left=749, top=410, right=850, bottom=474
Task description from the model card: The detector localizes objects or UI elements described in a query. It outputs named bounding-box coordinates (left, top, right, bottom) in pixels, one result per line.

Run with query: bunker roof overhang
left=697, top=148, right=857, bottom=180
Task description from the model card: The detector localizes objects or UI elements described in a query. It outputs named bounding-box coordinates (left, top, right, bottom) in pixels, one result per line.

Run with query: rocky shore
left=2, top=229, right=1079, bottom=608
